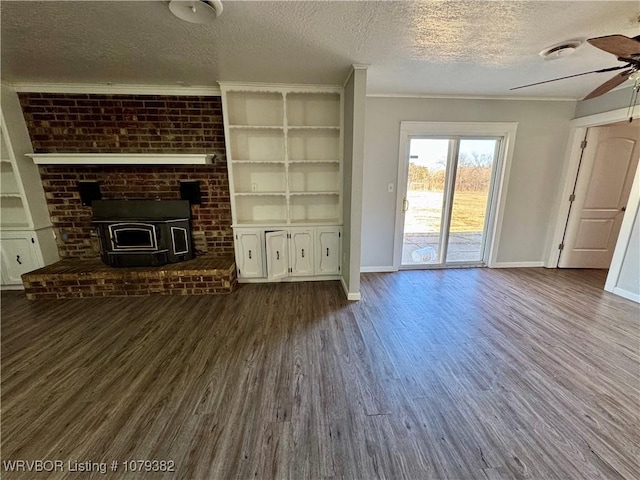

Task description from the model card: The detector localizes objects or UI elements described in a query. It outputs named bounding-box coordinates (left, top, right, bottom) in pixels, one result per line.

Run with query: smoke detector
left=539, top=39, right=585, bottom=60
left=169, top=0, right=223, bottom=24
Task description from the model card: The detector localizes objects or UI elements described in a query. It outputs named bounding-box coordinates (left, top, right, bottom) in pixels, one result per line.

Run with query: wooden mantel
left=27, top=153, right=214, bottom=165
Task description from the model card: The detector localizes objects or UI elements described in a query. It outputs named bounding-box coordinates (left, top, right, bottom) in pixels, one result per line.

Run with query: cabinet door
left=1, top=235, right=39, bottom=285
left=289, top=229, right=314, bottom=276
left=316, top=227, right=341, bottom=276
left=265, top=231, right=289, bottom=280
left=235, top=230, right=264, bottom=278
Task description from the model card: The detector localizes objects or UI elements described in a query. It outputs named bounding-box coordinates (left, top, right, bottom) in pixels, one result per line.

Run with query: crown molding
left=217, top=81, right=342, bottom=93
left=8, top=82, right=221, bottom=96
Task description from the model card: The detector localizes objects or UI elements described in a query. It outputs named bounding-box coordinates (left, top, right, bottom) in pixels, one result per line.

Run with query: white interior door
left=559, top=123, right=640, bottom=268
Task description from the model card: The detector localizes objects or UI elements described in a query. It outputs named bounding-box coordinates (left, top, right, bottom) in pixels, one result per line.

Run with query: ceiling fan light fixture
left=539, top=39, right=585, bottom=60
left=169, top=0, right=223, bottom=24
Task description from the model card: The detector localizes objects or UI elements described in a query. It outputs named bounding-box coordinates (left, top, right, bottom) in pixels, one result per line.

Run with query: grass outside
left=405, top=190, right=489, bottom=234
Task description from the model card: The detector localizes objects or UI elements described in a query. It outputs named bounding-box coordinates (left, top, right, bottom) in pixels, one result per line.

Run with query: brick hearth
left=22, top=255, right=237, bottom=299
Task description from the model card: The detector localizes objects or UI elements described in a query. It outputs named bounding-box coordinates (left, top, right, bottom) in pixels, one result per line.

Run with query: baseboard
left=340, top=277, right=361, bottom=301
left=360, top=266, right=397, bottom=273
left=611, top=287, right=640, bottom=303
left=489, top=261, right=545, bottom=268
left=1, top=284, right=25, bottom=291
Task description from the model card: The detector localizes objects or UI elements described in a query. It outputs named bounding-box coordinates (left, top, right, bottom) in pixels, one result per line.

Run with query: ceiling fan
left=511, top=34, right=640, bottom=100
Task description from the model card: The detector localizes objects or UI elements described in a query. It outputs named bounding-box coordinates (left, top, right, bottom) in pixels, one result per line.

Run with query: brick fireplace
left=18, top=92, right=237, bottom=297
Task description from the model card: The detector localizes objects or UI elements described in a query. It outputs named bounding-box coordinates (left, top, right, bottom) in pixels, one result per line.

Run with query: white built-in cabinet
left=1, top=85, right=59, bottom=289
left=234, top=226, right=341, bottom=280
left=220, top=83, right=343, bottom=282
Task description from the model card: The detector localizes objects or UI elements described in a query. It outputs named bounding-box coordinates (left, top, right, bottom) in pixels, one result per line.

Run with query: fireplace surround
left=93, top=199, right=194, bottom=267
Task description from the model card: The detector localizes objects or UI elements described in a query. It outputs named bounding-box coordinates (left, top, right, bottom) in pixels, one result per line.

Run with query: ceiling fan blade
left=587, top=35, right=640, bottom=59
left=510, top=65, right=628, bottom=91
left=583, top=69, right=634, bottom=100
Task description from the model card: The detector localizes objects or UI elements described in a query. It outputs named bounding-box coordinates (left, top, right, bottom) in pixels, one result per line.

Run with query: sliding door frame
left=393, top=122, right=518, bottom=270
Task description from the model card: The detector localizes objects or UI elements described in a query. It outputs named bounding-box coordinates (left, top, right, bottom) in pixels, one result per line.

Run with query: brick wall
left=18, top=93, right=233, bottom=259
left=19, top=93, right=225, bottom=153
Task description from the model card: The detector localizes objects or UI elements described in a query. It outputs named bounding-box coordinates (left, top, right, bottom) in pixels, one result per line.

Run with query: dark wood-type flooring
left=1, top=268, right=639, bottom=479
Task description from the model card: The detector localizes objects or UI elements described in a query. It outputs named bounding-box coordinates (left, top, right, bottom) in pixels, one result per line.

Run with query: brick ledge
left=22, top=254, right=237, bottom=299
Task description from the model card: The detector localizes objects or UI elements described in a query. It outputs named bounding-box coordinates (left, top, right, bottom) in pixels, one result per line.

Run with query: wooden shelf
left=232, top=159, right=286, bottom=164
left=287, top=126, right=340, bottom=131
left=288, top=159, right=340, bottom=164
left=235, top=192, right=286, bottom=196
left=229, top=125, right=284, bottom=131
left=290, top=191, right=340, bottom=196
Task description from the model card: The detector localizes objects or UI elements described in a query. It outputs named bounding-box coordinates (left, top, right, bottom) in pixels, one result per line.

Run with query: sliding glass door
left=401, top=136, right=500, bottom=268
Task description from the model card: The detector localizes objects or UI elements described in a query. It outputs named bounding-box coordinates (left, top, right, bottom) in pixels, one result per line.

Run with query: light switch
left=387, top=183, right=394, bottom=193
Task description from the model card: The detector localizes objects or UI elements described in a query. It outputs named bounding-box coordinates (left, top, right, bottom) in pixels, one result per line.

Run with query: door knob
left=621, top=206, right=626, bottom=212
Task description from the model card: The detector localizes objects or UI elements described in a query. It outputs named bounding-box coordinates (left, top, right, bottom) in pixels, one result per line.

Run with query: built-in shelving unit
left=221, top=84, right=343, bottom=227
left=220, top=83, right=343, bottom=282
left=1, top=135, right=29, bottom=228
left=1, top=85, right=59, bottom=289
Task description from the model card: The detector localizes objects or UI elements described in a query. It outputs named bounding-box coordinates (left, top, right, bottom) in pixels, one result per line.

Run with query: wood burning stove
left=92, top=200, right=194, bottom=267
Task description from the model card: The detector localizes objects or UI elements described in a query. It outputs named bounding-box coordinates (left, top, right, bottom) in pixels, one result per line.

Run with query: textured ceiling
left=1, top=1, right=639, bottom=98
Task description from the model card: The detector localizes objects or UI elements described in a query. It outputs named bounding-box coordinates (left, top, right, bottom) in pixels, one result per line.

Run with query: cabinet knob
left=326, top=248, right=330, bottom=257
left=277, top=251, right=280, bottom=260
left=16, top=255, right=22, bottom=265
left=301, top=248, right=305, bottom=258
left=248, top=250, right=252, bottom=259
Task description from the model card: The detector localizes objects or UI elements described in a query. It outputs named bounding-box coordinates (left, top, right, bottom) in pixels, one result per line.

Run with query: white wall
left=605, top=166, right=640, bottom=304
left=616, top=210, right=639, bottom=298
left=574, top=86, right=635, bottom=118
left=362, top=96, right=576, bottom=269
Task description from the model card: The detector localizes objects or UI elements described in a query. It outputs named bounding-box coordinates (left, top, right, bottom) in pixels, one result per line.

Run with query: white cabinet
left=265, top=231, right=289, bottom=280
left=234, top=230, right=264, bottom=278
left=316, top=227, right=341, bottom=276
left=1, top=85, right=59, bottom=289
left=234, top=226, right=340, bottom=282
left=289, top=229, right=314, bottom=276
left=0, top=232, right=40, bottom=285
